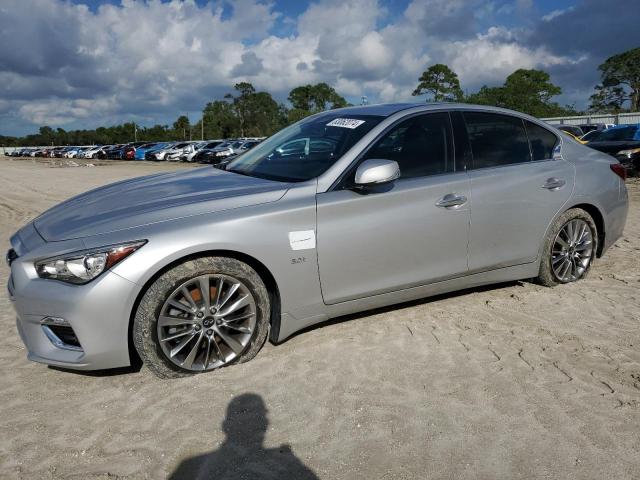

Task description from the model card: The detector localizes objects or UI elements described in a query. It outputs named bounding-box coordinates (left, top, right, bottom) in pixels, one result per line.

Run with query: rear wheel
left=536, top=208, right=597, bottom=287
left=133, top=257, right=270, bottom=378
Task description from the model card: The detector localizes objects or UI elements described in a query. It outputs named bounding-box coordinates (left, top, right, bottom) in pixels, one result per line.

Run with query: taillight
left=610, top=163, right=627, bottom=181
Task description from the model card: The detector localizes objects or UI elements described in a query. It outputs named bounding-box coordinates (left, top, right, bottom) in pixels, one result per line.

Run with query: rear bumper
left=602, top=179, right=629, bottom=255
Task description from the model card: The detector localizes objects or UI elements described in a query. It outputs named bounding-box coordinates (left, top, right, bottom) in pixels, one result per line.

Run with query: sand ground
left=0, top=156, right=639, bottom=479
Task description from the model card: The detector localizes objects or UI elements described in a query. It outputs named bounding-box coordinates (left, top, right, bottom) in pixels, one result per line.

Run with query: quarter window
left=363, top=112, right=453, bottom=178
left=525, top=121, right=558, bottom=160
left=464, top=112, right=531, bottom=168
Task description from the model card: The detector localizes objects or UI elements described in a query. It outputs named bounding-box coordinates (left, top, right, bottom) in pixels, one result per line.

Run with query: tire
left=133, top=256, right=270, bottom=378
left=536, top=208, right=598, bottom=287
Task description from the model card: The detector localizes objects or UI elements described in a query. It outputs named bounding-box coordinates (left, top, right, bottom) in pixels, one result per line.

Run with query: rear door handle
left=542, top=178, right=566, bottom=190
left=436, top=193, right=468, bottom=208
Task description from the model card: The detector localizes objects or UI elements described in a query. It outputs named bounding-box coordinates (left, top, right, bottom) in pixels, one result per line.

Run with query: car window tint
left=525, top=121, right=558, bottom=160
left=464, top=112, right=531, bottom=168
left=363, top=112, right=452, bottom=178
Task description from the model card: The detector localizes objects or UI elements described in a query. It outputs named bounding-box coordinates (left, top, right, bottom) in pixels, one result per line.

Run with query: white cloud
left=542, top=7, right=574, bottom=22
left=0, top=0, right=586, bottom=133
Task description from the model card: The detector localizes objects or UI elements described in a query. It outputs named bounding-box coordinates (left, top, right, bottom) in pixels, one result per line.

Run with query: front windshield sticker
left=326, top=118, right=366, bottom=129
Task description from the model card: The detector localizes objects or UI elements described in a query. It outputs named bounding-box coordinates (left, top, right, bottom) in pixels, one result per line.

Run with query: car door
left=460, top=111, right=575, bottom=272
left=316, top=111, right=471, bottom=305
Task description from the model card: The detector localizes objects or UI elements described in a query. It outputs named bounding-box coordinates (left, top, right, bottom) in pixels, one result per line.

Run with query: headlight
left=35, top=241, right=146, bottom=284
left=617, top=148, right=640, bottom=158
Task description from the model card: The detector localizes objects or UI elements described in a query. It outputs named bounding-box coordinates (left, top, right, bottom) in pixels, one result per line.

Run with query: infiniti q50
left=7, top=104, right=628, bottom=377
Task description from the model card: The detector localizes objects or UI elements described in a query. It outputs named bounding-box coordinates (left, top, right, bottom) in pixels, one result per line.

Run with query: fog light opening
left=41, top=322, right=83, bottom=352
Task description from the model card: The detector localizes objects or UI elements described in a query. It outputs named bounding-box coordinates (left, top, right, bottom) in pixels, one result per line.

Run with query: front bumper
left=8, top=259, right=140, bottom=370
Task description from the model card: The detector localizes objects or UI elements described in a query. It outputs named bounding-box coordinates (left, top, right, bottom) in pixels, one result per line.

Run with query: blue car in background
left=135, top=142, right=170, bottom=160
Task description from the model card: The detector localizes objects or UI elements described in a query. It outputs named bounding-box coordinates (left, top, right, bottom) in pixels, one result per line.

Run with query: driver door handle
left=542, top=178, right=566, bottom=190
left=436, top=193, right=468, bottom=208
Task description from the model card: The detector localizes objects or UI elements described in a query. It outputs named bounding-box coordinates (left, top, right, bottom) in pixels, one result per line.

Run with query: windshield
left=226, top=113, right=384, bottom=182
left=595, top=126, right=639, bottom=142
left=581, top=130, right=601, bottom=142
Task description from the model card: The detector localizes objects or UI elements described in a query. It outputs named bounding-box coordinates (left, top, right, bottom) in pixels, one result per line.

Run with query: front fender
left=102, top=184, right=325, bottom=340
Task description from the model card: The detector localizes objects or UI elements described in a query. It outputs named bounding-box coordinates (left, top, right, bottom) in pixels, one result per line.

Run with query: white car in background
left=152, top=142, right=191, bottom=161
left=81, top=146, right=106, bottom=159
left=180, top=141, right=208, bottom=162
left=64, top=147, right=90, bottom=158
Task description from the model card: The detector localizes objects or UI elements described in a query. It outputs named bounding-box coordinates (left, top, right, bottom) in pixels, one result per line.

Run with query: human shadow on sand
left=169, top=393, right=319, bottom=480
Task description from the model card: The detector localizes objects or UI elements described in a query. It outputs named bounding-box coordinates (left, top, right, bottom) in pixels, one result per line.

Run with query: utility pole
left=201, top=116, right=204, bottom=141
left=134, top=123, right=137, bottom=142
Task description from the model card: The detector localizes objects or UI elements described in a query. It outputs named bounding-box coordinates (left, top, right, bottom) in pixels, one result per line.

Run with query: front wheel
left=536, top=208, right=598, bottom=287
left=133, top=257, right=270, bottom=378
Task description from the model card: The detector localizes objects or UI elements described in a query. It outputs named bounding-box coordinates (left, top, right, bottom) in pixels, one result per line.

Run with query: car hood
left=33, top=167, right=289, bottom=241
left=588, top=140, right=640, bottom=154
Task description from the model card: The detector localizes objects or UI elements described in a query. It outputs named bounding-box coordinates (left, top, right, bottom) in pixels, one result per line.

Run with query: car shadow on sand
left=285, top=280, right=525, bottom=342
left=169, top=393, right=319, bottom=480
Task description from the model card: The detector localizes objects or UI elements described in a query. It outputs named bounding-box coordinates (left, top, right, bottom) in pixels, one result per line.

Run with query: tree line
left=2, top=47, right=637, bottom=147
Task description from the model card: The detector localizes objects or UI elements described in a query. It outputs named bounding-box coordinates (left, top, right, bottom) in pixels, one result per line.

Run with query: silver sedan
left=7, top=103, right=628, bottom=377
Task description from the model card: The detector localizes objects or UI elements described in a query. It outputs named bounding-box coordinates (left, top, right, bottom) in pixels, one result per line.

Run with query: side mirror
left=354, top=159, right=400, bottom=187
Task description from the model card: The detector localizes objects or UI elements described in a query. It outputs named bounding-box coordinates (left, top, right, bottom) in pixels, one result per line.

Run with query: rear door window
left=463, top=112, right=531, bottom=169
left=525, top=121, right=558, bottom=160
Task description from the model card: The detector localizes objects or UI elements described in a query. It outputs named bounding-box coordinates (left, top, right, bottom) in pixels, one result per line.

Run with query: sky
left=0, top=0, right=638, bottom=136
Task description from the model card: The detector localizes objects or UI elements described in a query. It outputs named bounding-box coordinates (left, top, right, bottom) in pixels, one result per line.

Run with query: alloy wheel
left=551, top=218, right=594, bottom=283
left=157, top=274, right=257, bottom=371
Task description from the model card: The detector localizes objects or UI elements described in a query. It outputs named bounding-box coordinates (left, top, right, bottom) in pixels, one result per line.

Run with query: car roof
left=606, top=123, right=639, bottom=129
left=329, top=102, right=553, bottom=121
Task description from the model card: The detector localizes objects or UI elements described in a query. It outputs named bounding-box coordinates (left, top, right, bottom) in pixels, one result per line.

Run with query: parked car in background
left=557, top=125, right=584, bottom=138
left=235, top=139, right=262, bottom=155
left=578, top=123, right=615, bottom=134
left=6, top=103, right=629, bottom=377
left=101, top=144, right=122, bottom=159
left=64, top=147, right=85, bottom=158
left=82, top=146, right=106, bottom=159
left=208, top=140, right=246, bottom=160
left=164, top=142, right=196, bottom=161
left=580, top=130, right=604, bottom=143
left=560, top=130, right=587, bottom=144
left=191, top=141, right=226, bottom=163
left=132, top=143, right=159, bottom=160
left=50, top=147, right=67, bottom=158
left=32, top=148, right=49, bottom=157
left=180, top=141, right=209, bottom=162
left=148, top=142, right=188, bottom=161
left=587, top=124, right=640, bottom=174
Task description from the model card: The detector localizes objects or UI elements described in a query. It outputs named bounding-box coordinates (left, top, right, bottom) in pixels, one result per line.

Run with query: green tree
left=202, top=100, right=240, bottom=139
left=465, top=69, right=573, bottom=117
left=38, top=126, right=55, bottom=145
left=172, top=115, right=191, bottom=140
left=412, top=64, right=463, bottom=102
left=589, top=48, right=640, bottom=112
left=224, top=82, right=285, bottom=137
left=227, top=82, right=256, bottom=137
left=287, top=83, right=348, bottom=122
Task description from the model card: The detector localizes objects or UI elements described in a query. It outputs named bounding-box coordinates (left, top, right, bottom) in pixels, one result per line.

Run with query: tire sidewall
left=133, top=257, right=270, bottom=378
left=538, top=208, right=598, bottom=286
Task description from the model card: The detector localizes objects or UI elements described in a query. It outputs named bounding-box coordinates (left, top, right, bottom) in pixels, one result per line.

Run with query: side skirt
left=276, top=261, right=540, bottom=342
